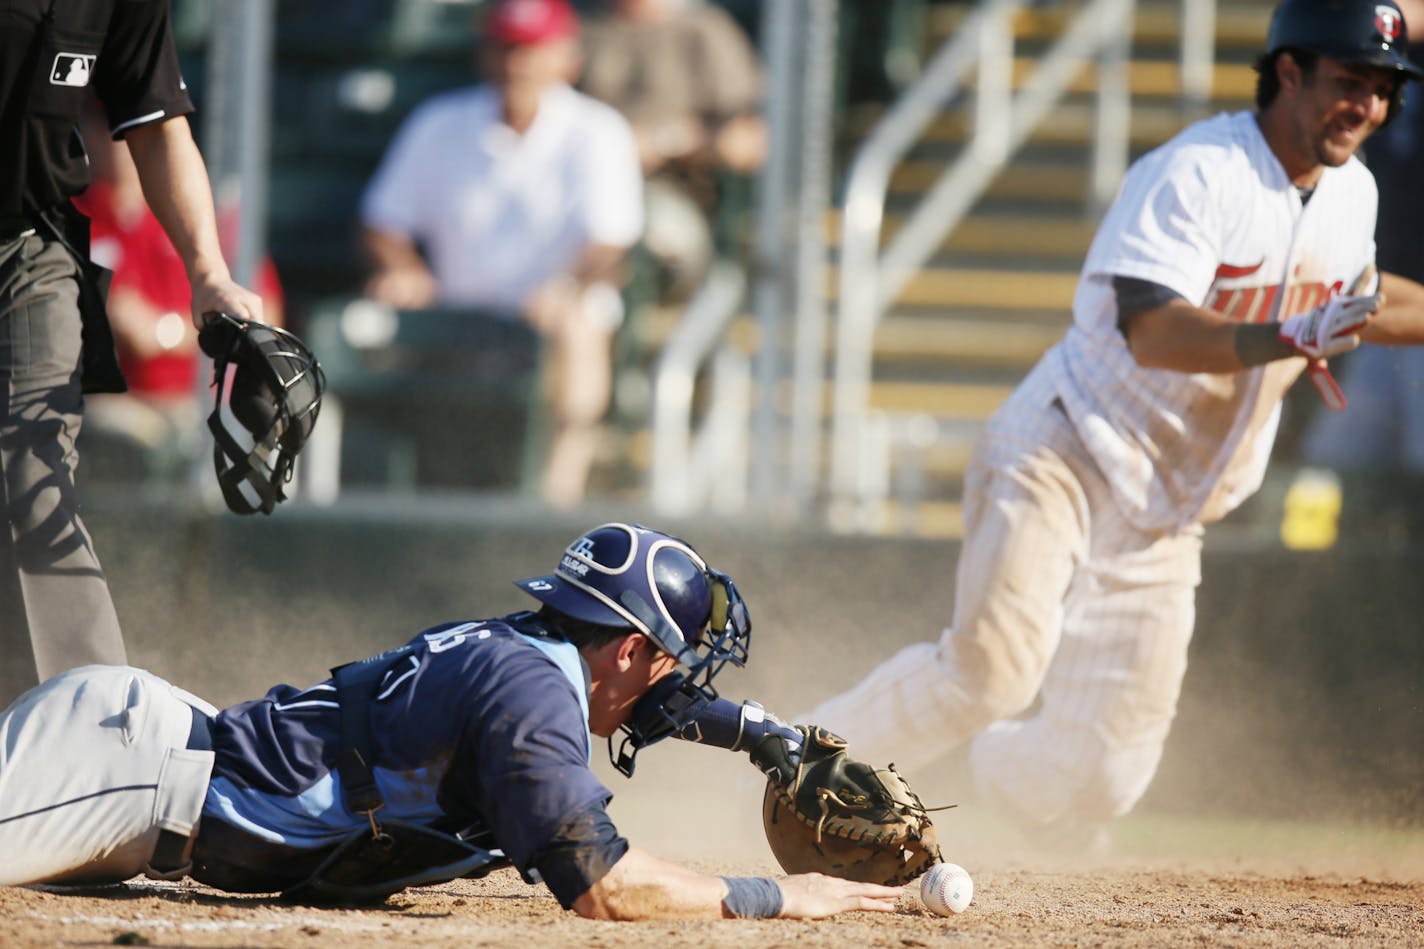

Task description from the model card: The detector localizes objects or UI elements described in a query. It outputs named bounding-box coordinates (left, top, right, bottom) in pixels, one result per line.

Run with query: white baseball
left=920, top=862, right=973, bottom=915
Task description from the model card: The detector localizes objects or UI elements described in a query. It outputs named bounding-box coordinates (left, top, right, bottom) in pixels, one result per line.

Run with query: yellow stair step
left=957, top=57, right=1258, bottom=100
left=926, top=1, right=1273, bottom=50
left=829, top=267, right=1078, bottom=310
left=907, top=103, right=1195, bottom=149
left=868, top=379, right=1015, bottom=418
left=890, top=161, right=1089, bottom=201
left=824, top=210, right=1097, bottom=258
left=874, top=314, right=1065, bottom=364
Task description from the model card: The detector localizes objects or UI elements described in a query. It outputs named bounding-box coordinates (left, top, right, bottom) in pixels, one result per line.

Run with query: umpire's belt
left=0, top=213, right=41, bottom=241
left=148, top=705, right=215, bottom=875
left=0, top=223, right=37, bottom=241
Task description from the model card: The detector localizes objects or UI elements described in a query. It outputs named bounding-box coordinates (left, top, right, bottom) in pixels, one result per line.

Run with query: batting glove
left=1277, top=293, right=1378, bottom=360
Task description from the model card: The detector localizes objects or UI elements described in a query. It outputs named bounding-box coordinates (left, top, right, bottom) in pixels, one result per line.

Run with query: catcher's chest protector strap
left=329, top=649, right=415, bottom=820
left=282, top=646, right=506, bottom=905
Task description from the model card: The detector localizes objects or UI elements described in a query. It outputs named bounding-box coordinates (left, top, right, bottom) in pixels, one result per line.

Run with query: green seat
left=264, top=165, right=372, bottom=304
left=302, top=298, right=544, bottom=494
left=275, top=0, right=479, bottom=61
left=271, top=59, right=473, bottom=166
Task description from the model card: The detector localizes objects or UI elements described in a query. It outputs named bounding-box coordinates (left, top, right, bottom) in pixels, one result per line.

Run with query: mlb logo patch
left=50, top=53, right=95, bottom=88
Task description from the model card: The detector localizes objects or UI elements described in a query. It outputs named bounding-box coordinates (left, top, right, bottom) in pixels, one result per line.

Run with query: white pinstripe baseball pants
left=805, top=368, right=1202, bottom=828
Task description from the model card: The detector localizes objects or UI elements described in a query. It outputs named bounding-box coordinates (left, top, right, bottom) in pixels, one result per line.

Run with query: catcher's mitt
left=749, top=725, right=943, bottom=886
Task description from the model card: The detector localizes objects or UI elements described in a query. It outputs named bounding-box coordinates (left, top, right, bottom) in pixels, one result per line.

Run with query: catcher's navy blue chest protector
left=198, top=312, right=325, bottom=514
left=278, top=645, right=507, bottom=905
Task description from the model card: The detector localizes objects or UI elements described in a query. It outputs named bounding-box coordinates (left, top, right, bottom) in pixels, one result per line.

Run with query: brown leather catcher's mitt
left=749, top=725, right=943, bottom=886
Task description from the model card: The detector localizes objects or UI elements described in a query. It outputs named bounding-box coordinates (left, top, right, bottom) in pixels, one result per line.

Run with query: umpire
left=0, top=0, right=263, bottom=706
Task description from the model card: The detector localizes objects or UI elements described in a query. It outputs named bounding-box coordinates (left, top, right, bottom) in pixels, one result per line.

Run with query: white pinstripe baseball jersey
left=1046, top=110, right=1379, bottom=532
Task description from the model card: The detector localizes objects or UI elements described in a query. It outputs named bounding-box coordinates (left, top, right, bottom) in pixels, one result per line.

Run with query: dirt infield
left=4, top=859, right=1421, bottom=948
left=8, top=502, right=1411, bottom=946
left=5, top=753, right=1422, bottom=948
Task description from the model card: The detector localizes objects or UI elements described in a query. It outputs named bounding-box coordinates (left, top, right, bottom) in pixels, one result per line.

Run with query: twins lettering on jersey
left=1206, top=260, right=1342, bottom=324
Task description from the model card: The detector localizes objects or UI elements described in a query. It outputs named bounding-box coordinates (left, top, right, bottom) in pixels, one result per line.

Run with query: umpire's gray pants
left=0, top=231, right=126, bottom=708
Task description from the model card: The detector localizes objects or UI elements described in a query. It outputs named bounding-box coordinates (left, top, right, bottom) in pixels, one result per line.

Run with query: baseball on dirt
left=920, top=862, right=973, bottom=916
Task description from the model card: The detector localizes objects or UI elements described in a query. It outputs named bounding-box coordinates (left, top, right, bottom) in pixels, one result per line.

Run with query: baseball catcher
left=198, top=311, right=325, bottom=515
left=0, top=522, right=904, bottom=920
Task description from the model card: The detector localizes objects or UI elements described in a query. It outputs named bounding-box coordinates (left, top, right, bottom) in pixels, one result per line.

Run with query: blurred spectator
left=359, top=0, right=643, bottom=508
left=73, top=107, right=284, bottom=483
left=1291, top=0, right=1424, bottom=532
left=578, top=0, right=766, bottom=300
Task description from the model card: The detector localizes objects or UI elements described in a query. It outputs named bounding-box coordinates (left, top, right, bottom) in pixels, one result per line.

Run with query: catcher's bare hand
left=776, top=872, right=902, bottom=918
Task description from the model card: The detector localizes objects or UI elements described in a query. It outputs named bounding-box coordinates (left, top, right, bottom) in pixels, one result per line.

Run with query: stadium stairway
left=604, top=0, right=1275, bottom=536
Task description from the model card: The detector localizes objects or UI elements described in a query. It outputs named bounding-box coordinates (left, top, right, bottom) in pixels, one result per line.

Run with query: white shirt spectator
left=361, top=83, right=644, bottom=311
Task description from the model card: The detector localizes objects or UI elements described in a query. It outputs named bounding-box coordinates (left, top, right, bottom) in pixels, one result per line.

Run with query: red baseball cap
left=485, top=0, right=579, bottom=45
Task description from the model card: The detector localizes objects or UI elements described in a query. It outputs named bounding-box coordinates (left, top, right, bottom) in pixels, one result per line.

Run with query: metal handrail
left=828, top=0, right=1139, bottom=508
left=650, top=264, right=750, bottom=515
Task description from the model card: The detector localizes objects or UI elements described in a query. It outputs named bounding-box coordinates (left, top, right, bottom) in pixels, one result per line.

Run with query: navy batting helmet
left=516, top=522, right=752, bottom=775
left=516, top=522, right=749, bottom=673
left=1267, top=0, right=1423, bottom=78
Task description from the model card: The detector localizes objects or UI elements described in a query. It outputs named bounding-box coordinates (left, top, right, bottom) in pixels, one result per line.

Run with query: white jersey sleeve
left=1044, top=111, right=1378, bottom=532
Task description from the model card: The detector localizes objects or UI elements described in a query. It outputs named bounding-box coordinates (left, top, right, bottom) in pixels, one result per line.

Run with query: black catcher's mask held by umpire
left=199, top=312, right=326, bottom=515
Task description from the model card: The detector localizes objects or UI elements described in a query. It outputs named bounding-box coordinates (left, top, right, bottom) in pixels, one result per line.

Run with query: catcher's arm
left=672, top=694, right=805, bottom=757
left=571, top=846, right=900, bottom=920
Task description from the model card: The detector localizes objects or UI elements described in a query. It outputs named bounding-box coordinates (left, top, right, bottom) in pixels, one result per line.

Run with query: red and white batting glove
left=1278, top=292, right=1379, bottom=412
left=1277, top=293, right=1378, bottom=360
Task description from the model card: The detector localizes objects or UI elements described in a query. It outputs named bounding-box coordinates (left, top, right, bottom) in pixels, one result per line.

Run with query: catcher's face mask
left=609, top=567, right=751, bottom=776
left=514, top=522, right=752, bottom=775
left=199, top=312, right=326, bottom=515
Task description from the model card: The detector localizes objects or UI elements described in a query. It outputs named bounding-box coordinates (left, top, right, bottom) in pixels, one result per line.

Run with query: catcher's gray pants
left=0, top=231, right=126, bottom=708
left=0, top=665, right=215, bottom=886
left=804, top=363, right=1201, bottom=831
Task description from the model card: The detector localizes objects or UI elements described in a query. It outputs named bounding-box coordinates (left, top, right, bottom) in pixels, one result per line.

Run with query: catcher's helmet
left=516, top=522, right=751, bottom=774
left=199, top=312, right=325, bottom=515
left=1267, top=0, right=1423, bottom=79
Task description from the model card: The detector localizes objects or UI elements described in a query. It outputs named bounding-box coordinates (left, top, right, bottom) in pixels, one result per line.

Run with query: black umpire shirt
left=0, top=0, right=192, bottom=231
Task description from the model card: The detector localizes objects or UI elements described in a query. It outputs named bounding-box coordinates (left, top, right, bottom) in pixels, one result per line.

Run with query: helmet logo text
left=559, top=554, right=590, bottom=577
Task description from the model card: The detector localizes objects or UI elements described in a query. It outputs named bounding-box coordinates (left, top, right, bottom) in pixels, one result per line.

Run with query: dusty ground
left=5, top=762, right=1422, bottom=949
left=6, top=732, right=1418, bottom=949
left=4, top=858, right=1421, bottom=948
